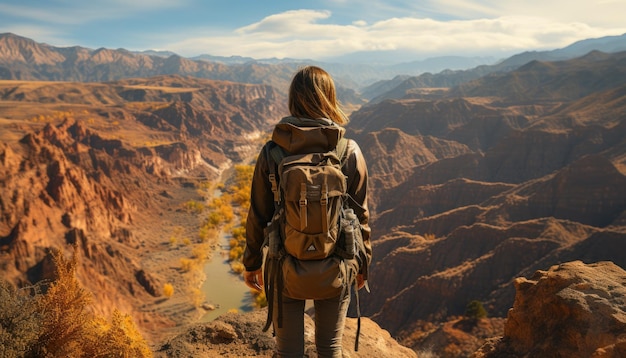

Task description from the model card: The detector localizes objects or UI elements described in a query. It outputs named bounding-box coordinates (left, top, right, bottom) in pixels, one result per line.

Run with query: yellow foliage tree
left=34, top=249, right=93, bottom=357
left=191, top=288, right=205, bottom=308
left=163, top=283, right=174, bottom=298
left=24, top=248, right=152, bottom=357
left=253, top=290, right=268, bottom=308
left=228, top=246, right=244, bottom=261
left=180, top=258, right=196, bottom=272
left=86, top=310, right=152, bottom=357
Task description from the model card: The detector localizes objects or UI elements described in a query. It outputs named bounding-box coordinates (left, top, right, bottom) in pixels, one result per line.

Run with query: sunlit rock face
left=474, top=261, right=626, bottom=358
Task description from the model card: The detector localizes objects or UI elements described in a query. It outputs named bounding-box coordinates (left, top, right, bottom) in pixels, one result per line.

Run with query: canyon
left=0, top=76, right=286, bottom=343
left=1, top=33, right=626, bottom=356
left=347, top=50, right=626, bottom=356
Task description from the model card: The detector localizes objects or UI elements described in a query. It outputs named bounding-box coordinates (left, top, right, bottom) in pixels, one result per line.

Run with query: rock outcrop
left=474, top=261, right=626, bottom=358
left=404, top=317, right=506, bottom=358
left=155, top=309, right=417, bottom=357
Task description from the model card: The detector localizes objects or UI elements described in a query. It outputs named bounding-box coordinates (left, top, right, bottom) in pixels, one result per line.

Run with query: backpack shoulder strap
left=264, top=141, right=283, bottom=204
left=268, top=142, right=287, bottom=168
left=335, top=137, right=349, bottom=163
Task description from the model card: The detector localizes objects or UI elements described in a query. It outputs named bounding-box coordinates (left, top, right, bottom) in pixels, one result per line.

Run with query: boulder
left=474, top=261, right=626, bottom=357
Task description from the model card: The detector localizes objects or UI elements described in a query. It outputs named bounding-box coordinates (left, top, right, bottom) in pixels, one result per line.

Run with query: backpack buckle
left=269, top=173, right=280, bottom=202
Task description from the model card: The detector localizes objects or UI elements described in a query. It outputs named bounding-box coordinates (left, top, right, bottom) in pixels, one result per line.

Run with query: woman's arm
left=343, top=139, right=372, bottom=280
left=243, top=145, right=275, bottom=272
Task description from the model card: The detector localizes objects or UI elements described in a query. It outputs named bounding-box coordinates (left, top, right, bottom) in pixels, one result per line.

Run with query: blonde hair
left=288, top=66, right=348, bottom=125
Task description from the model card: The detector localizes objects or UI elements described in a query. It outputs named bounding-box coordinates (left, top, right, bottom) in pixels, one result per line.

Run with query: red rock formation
left=474, top=261, right=626, bottom=357
left=404, top=317, right=506, bottom=358
left=351, top=53, right=626, bottom=349
left=0, top=76, right=287, bottom=342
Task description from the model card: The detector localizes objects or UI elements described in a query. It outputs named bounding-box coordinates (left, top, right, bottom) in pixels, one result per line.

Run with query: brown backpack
left=261, top=138, right=368, bottom=350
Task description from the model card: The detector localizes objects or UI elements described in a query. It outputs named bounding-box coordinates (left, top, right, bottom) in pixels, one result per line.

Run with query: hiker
left=243, top=65, right=371, bottom=357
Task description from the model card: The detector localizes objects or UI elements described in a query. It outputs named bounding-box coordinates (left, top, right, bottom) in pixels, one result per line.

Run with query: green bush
left=465, top=300, right=487, bottom=320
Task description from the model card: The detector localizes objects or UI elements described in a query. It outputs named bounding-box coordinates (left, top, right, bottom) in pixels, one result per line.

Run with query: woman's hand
left=356, top=274, right=365, bottom=290
left=244, top=269, right=264, bottom=292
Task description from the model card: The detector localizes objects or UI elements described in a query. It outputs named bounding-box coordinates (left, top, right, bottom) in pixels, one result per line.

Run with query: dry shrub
left=252, top=290, right=267, bottom=308
left=0, top=281, right=42, bottom=357
left=180, top=258, right=196, bottom=272
left=163, top=283, right=174, bottom=298
left=33, top=249, right=93, bottom=357
left=230, top=261, right=245, bottom=274
left=86, top=310, right=152, bottom=357
left=191, top=244, right=209, bottom=260
left=0, top=248, right=152, bottom=357
left=191, top=288, right=205, bottom=308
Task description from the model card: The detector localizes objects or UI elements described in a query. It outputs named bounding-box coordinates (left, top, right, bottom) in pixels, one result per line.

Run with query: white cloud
left=236, top=10, right=334, bottom=36
left=5, top=1, right=625, bottom=61
left=164, top=9, right=626, bottom=59
left=428, top=0, right=626, bottom=28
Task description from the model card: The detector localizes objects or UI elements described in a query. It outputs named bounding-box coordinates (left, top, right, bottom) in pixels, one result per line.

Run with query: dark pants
left=274, top=293, right=350, bottom=358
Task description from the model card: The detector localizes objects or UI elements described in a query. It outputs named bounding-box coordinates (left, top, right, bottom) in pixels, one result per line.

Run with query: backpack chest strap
left=321, top=181, right=329, bottom=233
left=299, top=182, right=308, bottom=230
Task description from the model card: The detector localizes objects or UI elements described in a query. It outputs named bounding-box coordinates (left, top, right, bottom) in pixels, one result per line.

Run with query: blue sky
left=1, top=0, right=625, bottom=63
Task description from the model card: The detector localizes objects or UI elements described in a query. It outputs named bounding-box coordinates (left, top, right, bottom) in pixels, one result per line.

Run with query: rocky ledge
left=154, top=308, right=417, bottom=357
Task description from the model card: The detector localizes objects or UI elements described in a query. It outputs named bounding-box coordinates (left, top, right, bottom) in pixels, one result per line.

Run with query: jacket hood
left=271, top=116, right=345, bottom=154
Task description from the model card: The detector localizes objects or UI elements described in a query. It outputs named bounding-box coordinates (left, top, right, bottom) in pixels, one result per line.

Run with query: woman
left=243, top=65, right=371, bottom=357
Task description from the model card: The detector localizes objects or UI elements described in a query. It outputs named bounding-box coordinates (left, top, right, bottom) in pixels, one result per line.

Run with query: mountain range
left=1, top=32, right=626, bottom=356
left=363, top=32, right=626, bottom=103
left=2, top=32, right=626, bottom=91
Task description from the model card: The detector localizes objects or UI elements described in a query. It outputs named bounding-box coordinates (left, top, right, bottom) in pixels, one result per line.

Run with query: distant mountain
left=389, top=55, right=497, bottom=75
left=0, top=32, right=372, bottom=109
left=451, top=50, right=626, bottom=102
left=364, top=67, right=496, bottom=102
left=0, top=33, right=289, bottom=87
left=192, top=54, right=309, bottom=65
left=360, top=75, right=411, bottom=100
left=191, top=54, right=258, bottom=64
left=9, top=31, right=623, bottom=100
left=135, top=49, right=177, bottom=58
left=499, top=32, right=626, bottom=68
left=366, top=33, right=626, bottom=103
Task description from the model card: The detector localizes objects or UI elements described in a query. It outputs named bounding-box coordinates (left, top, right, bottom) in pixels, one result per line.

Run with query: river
left=199, top=223, right=255, bottom=322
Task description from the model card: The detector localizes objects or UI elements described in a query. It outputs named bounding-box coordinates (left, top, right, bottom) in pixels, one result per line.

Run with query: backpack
left=261, top=137, right=369, bottom=351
